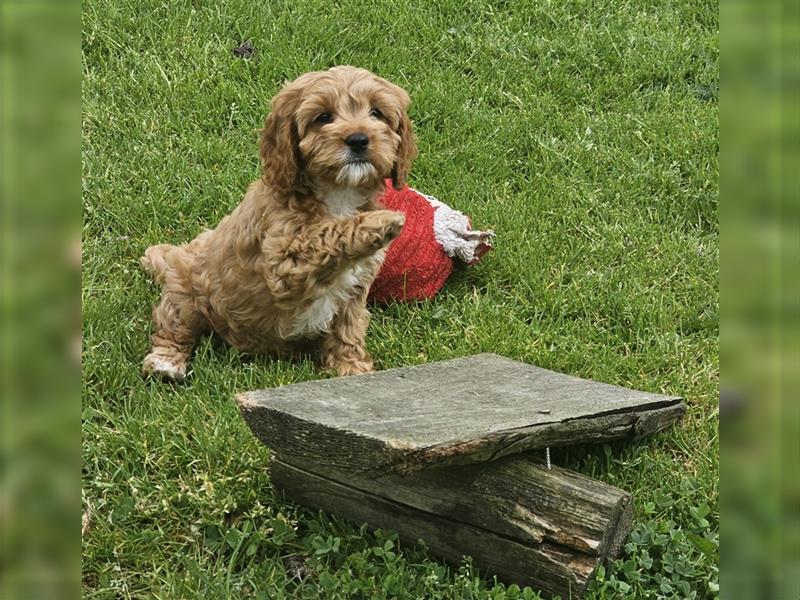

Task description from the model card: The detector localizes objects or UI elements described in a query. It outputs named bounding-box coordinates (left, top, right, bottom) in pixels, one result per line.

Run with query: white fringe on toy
left=418, top=192, right=495, bottom=264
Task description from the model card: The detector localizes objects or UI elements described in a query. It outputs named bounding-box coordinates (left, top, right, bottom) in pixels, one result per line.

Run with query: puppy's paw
left=333, top=360, right=374, bottom=377
left=360, top=210, right=406, bottom=248
left=142, top=353, right=187, bottom=382
left=322, top=351, right=374, bottom=377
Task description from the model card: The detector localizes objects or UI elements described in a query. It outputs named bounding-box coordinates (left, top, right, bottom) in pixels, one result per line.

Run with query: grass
left=81, top=0, right=718, bottom=598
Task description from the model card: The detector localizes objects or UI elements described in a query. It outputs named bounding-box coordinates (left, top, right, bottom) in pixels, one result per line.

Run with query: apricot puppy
left=141, top=66, right=417, bottom=380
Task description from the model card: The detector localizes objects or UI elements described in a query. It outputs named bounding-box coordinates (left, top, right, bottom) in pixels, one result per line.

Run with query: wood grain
left=238, top=354, right=684, bottom=475
left=271, top=454, right=633, bottom=599
left=238, top=355, right=685, bottom=597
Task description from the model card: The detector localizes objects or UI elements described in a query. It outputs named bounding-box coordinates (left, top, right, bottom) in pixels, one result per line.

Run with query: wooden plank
left=271, top=453, right=633, bottom=599
left=238, top=354, right=684, bottom=475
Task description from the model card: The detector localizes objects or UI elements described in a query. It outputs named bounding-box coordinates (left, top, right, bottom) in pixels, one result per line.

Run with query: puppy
left=140, top=66, right=417, bottom=380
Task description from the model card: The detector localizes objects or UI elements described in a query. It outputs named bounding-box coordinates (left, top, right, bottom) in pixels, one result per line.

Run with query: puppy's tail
left=140, top=244, right=174, bottom=284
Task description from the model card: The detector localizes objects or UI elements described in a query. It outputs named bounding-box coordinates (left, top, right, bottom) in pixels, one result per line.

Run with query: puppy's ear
left=389, top=85, right=418, bottom=191
left=260, top=85, right=304, bottom=195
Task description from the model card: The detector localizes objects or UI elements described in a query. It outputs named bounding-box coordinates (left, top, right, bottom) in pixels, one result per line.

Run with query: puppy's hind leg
left=142, top=249, right=207, bottom=381
left=140, top=244, right=174, bottom=284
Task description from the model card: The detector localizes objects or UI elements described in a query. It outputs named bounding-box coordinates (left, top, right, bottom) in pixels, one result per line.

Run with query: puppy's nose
left=345, top=133, right=369, bottom=153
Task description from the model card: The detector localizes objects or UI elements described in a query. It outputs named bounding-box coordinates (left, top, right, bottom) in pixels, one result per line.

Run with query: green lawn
left=82, top=0, right=718, bottom=598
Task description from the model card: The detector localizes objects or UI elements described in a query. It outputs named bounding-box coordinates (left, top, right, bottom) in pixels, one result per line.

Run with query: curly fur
left=141, top=66, right=417, bottom=380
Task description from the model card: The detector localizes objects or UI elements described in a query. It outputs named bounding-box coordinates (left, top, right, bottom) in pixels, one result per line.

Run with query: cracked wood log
left=237, top=354, right=686, bottom=598
left=270, top=454, right=632, bottom=599
left=237, top=353, right=685, bottom=476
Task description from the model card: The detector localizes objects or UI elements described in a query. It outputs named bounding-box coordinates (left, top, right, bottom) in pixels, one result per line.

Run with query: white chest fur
left=290, top=250, right=385, bottom=338
left=319, top=186, right=369, bottom=217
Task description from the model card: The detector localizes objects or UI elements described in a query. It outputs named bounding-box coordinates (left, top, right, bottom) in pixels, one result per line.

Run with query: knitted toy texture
left=368, top=180, right=493, bottom=303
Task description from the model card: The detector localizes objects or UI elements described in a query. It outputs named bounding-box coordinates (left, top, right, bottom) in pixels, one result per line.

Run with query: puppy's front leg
left=320, top=291, right=374, bottom=377
left=306, top=209, right=405, bottom=270
left=313, top=212, right=405, bottom=376
left=264, top=210, right=404, bottom=297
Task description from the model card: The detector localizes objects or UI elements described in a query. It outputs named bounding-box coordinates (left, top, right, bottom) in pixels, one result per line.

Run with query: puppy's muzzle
left=345, top=132, right=369, bottom=154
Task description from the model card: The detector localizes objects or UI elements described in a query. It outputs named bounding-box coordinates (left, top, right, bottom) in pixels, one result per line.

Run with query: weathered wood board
left=238, top=353, right=685, bottom=476
left=271, top=454, right=633, bottom=599
left=299, top=455, right=634, bottom=561
left=237, top=354, right=686, bottom=598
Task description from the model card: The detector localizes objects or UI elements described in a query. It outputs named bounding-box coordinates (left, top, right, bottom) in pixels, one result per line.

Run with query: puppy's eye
left=369, top=107, right=384, bottom=120
left=315, top=112, right=333, bottom=124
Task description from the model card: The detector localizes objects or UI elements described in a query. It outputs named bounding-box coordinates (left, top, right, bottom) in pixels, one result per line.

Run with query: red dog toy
left=369, top=180, right=494, bottom=303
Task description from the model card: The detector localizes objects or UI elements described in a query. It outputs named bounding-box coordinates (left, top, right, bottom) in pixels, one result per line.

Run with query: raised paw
left=142, top=352, right=187, bottom=382
left=360, top=210, right=406, bottom=249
